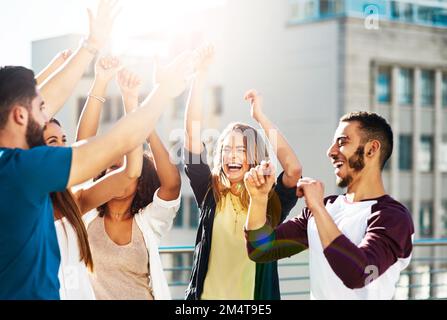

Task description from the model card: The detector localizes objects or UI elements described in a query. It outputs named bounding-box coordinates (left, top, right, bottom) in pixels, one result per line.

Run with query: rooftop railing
left=160, top=238, right=447, bottom=300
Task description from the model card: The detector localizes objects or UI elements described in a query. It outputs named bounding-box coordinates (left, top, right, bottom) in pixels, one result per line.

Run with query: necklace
left=229, top=194, right=244, bottom=234
left=107, top=209, right=131, bottom=220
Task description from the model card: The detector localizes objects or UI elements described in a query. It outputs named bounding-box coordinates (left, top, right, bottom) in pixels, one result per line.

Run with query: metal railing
left=159, top=239, right=447, bottom=300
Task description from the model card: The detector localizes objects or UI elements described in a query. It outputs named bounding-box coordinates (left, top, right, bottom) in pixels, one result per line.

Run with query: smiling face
left=103, top=157, right=138, bottom=200
left=44, top=121, right=67, bottom=147
left=327, top=121, right=367, bottom=188
left=221, top=130, right=251, bottom=184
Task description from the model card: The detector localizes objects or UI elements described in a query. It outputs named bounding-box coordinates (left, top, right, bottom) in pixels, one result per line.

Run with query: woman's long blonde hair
left=211, top=122, right=270, bottom=210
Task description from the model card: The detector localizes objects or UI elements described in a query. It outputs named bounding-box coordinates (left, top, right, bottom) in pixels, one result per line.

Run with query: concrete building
left=32, top=0, right=447, bottom=299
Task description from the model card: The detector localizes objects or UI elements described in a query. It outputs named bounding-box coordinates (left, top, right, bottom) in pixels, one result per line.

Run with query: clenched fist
left=244, top=161, right=276, bottom=200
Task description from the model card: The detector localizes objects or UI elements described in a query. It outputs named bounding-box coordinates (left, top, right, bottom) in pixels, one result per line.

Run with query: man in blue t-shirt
left=0, top=48, right=193, bottom=299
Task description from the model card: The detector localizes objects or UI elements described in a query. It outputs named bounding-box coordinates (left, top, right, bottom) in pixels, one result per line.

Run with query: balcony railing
left=160, top=239, right=447, bottom=300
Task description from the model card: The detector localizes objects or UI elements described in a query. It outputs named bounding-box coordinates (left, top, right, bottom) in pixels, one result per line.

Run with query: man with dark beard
left=244, top=111, right=414, bottom=300
left=0, top=51, right=193, bottom=299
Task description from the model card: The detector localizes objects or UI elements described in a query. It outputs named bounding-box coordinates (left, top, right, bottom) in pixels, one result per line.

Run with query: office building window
left=319, top=0, right=344, bottom=16
left=419, top=202, right=433, bottom=238
left=304, top=0, right=316, bottom=18
left=419, top=136, right=433, bottom=172
left=213, top=86, right=224, bottom=116
left=101, top=98, right=112, bottom=124
left=174, top=200, right=184, bottom=228
left=417, top=5, right=446, bottom=25
left=402, top=201, right=414, bottom=227
left=443, top=73, right=447, bottom=107
left=173, top=91, right=188, bottom=119
left=383, top=157, right=391, bottom=171
left=441, top=136, right=447, bottom=173
left=399, top=68, right=414, bottom=106
left=401, top=201, right=413, bottom=217
left=189, top=197, right=199, bottom=228
left=390, top=1, right=414, bottom=22
left=77, top=97, right=87, bottom=121
left=421, top=70, right=435, bottom=107
left=289, top=0, right=315, bottom=20
left=115, top=97, right=124, bottom=120
left=442, top=201, right=447, bottom=237
left=172, top=254, right=189, bottom=283
left=377, top=67, right=391, bottom=104
left=399, top=135, right=412, bottom=170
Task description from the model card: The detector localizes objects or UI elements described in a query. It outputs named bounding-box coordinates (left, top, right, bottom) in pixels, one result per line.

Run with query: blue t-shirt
left=0, top=146, right=72, bottom=300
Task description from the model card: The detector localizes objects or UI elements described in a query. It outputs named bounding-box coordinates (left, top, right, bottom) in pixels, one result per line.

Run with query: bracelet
left=80, top=38, right=99, bottom=56
left=88, top=94, right=106, bottom=103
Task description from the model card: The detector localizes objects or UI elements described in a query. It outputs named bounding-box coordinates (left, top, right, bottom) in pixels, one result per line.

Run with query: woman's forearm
left=185, top=74, right=206, bottom=154
left=257, top=114, right=302, bottom=187
left=148, top=132, right=181, bottom=200
left=76, top=79, right=108, bottom=142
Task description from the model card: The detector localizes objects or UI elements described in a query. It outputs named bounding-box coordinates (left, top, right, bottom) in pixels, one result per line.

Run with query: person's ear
left=366, top=140, right=381, bottom=158
left=11, top=105, right=29, bottom=126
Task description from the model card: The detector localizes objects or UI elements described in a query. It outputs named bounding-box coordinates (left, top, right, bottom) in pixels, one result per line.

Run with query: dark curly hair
left=95, top=152, right=161, bottom=217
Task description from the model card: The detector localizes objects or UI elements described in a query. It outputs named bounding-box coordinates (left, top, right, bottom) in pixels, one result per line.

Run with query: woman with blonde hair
left=184, top=45, right=302, bottom=300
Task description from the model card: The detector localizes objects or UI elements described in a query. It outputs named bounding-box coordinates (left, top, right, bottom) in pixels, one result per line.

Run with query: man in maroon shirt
left=244, top=111, right=414, bottom=299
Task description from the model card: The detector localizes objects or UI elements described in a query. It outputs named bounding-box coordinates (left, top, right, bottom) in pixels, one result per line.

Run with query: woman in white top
left=84, top=149, right=181, bottom=300
left=40, top=56, right=144, bottom=299
left=77, top=67, right=181, bottom=300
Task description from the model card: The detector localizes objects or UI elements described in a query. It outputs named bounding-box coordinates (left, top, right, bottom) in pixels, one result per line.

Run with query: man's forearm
left=36, top=62, right=61, bottom=86
left=40, top=45, right=96, bottom=118
left=311, top=204, right=342, bottom=249
left=68, top=85, right=170, bottom=188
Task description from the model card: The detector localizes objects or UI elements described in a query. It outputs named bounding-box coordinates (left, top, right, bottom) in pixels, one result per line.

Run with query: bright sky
left=0, top=0, right=225, bottom=67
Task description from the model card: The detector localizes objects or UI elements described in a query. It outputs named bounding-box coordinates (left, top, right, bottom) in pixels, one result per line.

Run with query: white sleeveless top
left=55, top=218, right=96, bottom=300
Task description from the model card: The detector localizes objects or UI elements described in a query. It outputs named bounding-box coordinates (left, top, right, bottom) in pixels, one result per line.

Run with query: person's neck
left=230, top=181, right=244, bottom=196
left=0, top=129, right=29, bottom=150
left=106, top=197, right=134, bottom=221
left=345, top=167, right=386, bottom=203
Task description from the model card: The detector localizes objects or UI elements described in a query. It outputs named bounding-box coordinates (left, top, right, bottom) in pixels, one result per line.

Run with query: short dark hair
left=0, top=66, right=37, bottom=129
left=340, top=111, right=393, bottom=170
left=95, top=152, right=161, bottom=217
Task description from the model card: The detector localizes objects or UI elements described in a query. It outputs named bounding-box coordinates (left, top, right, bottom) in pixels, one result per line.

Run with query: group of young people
left=0, top=0, right=414, bottom=300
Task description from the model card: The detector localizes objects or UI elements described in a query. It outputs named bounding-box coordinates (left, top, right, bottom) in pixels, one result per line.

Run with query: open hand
left=153, top=51, right=194, bottom=98
left=193, top=44, right=215, bottom=74
left=87, top=0, right=121, bottom=51
left=117, top=69, right=142, bottom=99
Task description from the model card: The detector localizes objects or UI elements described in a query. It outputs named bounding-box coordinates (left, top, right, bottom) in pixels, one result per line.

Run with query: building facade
left=32, top=0, right=447, bottom=299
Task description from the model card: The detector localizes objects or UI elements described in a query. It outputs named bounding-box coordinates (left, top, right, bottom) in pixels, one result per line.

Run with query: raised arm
left=76, top=56, right=121, bottom=141
left=245, top=90, right=302, bottom=188
left=39, top=0, right=119, bottom=118
left=35, top=50, right=72, bottom=86
left=75, top=69, right=144, bottom=214
left=148, top=132, right=181, bottom=201
left=184, top=44, right=214, bottom=154
left=67, top=51, right=193, bottom=188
